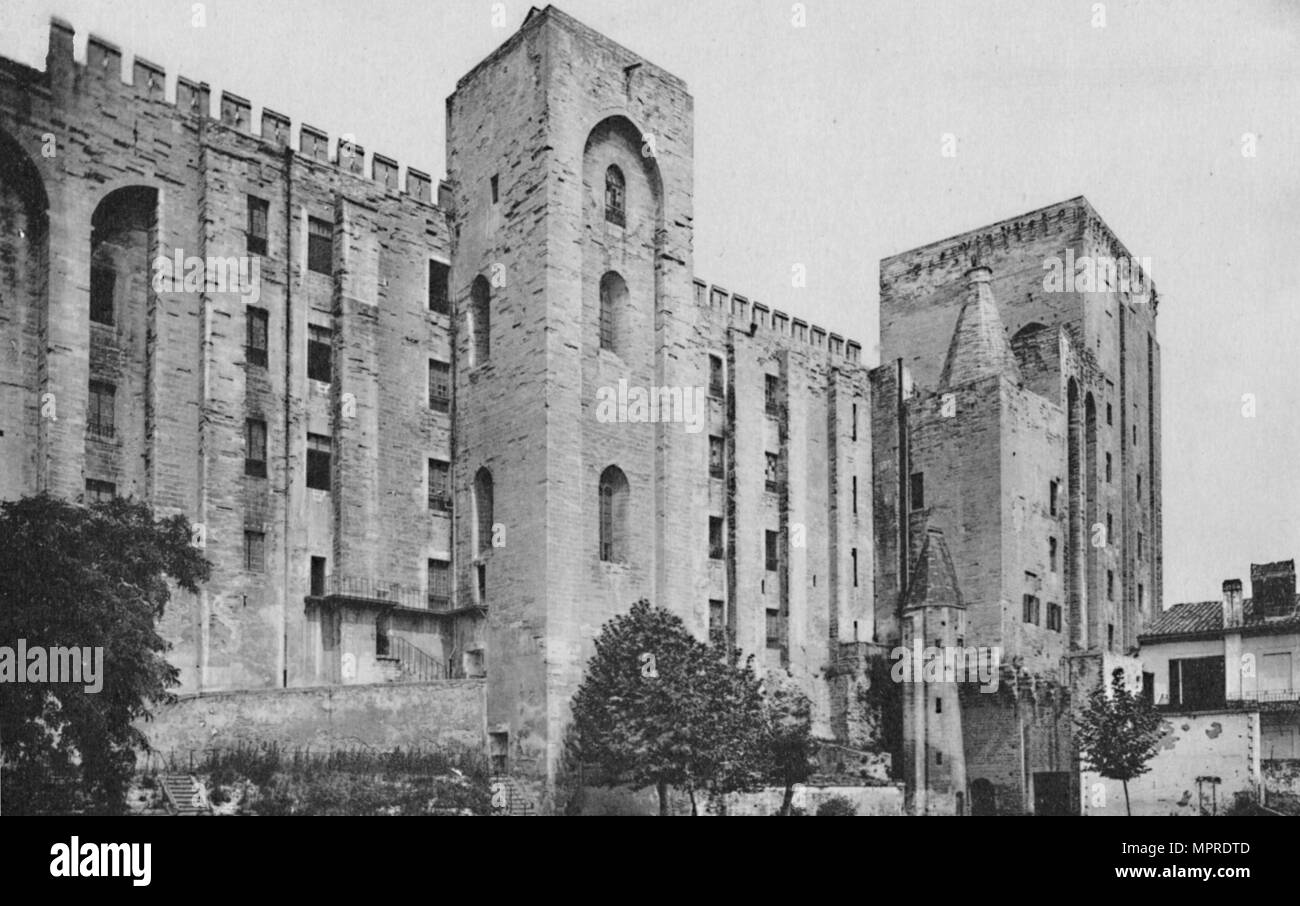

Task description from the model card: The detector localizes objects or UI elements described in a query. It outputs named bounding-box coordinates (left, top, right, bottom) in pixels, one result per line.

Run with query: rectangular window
left=1137, top=532, right=1144, bottom=560
left=1106, top=403, right=1113, bottom=426
left=708, top=355, right=725, bottom=398
left=1137, top=473, right=1142, bottom=499
left=709, top=599, right=725, bottom=647
left=428, top=359, right=451, bottom=412
left=245, top=418, right=267, bottom=478
left=307, top=325, right=332, bottom=383
left=310, top=556, right=326, bottom=596
left=375, top=612, right=391, bottom=657
left=851, top=402, right=858, bottom=441
left=852, top=475, right=858, bottom=515
left=1049, top=479, right=1058, bottom=516
left=427, top=558, right=451, bottom=608
left=765, top=452, right=780, bottom=493
left=85, top=478, right=115, bottom=504
left=1049, top=536, right=1057, bottom=573
left=709, top=516, right=724, bottom=560
left=1022, top=594, right=1040, bottom=625
left=1046, top=602, right=1062, bottom=632
left=1107, top=570, right=1115, bottom=601
left=910, top=472, right=924, bottom=510
left=709, top=435, right=725, bottom=479
left=428, top=260, right=450, bottom=315
left=87, top=380, right=115, bottom=439
left=1138, top=583, right=1145, bottom=611
left=1107, top=512, right=1113, bottom=542
left=243, top=530, right=265, bottom=571
left=306, top=433, right=331, bottom=491
left=1169, top=656, right=1226, bottom=709
left=490, top=174, right=499, bottom=204
left=428, top=459, right=451, bottom=512
left=764, top=374, right=780, bottom=416
left=90, top=265, right=115, bottom=325
left=1108, top=623, right=1115, bottom=650
left=1105, top=452, right=1112, bottom=483
left=765, top=530, right=779, bottom=572
left=765, top=609, right=781, bottom=649
left=246, top=307, right=269, bottom=368
left=489, top=732, right=508, bottom=775
left=307, top=217, right=332, bottom=274
left=935, top=698, right=942, bottom=714
left=851, top=548, right=858, bottom=588
left=247, top=195, right=269, bottom=255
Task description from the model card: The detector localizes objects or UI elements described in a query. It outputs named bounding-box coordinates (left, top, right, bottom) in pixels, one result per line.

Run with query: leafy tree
left=566, top=599, right=767, bottom=815
left=1074, top=667, right=1168, bottom=816
left=763, top=672, right=817, bottom=815
left=0, top=494, right=209, bottom=814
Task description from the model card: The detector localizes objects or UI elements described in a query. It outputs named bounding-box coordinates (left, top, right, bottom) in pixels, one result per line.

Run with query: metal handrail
left=389, top=634, right=445, bottom=682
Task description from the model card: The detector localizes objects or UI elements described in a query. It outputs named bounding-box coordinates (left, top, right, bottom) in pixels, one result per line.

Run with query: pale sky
left=2, top=0, right=1297, bottom=607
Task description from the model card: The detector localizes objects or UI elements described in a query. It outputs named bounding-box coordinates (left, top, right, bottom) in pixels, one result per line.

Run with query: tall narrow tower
left=445, top=7, right=698, bottom=791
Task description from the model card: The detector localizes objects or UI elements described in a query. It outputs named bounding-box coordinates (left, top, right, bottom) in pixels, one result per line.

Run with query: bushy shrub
left=815, top=795, right=857, bottom=816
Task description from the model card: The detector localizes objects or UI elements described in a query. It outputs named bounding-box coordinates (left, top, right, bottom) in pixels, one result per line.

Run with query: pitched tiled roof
left=1140, top=596, right=1300, bottom=641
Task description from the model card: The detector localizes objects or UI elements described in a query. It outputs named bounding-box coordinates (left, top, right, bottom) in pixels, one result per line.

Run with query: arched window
left=470, top=275, right=491, bottom=365
left=474, top=468, right=494, bottom=554
left=598, top=465, right=629, bottom=562
left=604, top=165, right=625, bottom=226
left=599, top=271, right=628, bottom=353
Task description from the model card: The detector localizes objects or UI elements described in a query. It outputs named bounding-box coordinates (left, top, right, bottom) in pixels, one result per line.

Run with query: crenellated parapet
left=692, top=277, right=864, bottom=365
left=41, top=18, right=448, bottom=209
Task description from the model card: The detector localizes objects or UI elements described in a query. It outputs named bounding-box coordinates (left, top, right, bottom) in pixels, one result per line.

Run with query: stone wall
left=139, top=680, right=486, bottom=762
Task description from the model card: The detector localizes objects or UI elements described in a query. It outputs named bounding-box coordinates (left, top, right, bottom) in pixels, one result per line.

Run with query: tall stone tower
left=445, top=7, right=698, bottom=790
left=872, top=199, right=1162, bottom=814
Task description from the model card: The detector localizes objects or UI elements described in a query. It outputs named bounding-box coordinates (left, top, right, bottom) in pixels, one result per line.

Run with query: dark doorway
left=1034, top=772, right=1071, bottom=816
left=970, top=778, right=997, bottom=816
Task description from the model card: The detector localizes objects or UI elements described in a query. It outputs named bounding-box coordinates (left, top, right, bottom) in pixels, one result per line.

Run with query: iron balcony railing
left=312, top=574, right=484, bottom=615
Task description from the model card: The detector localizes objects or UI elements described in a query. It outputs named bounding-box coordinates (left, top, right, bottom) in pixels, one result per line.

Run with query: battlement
left=692, top=278, right=863, bottom=365
left=43, top=18, right=449, bottom=208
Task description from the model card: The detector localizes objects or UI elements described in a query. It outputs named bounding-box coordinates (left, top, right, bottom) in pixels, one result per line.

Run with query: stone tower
left=900, top=526, right=968, bottom=815
left=445, top=6, right=698, bottom=790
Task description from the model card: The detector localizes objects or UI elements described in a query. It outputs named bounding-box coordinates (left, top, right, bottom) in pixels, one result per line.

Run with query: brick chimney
left=1250, top=560, right=1296, bottom=616
left=1221, top=579, right=1243, bottom=629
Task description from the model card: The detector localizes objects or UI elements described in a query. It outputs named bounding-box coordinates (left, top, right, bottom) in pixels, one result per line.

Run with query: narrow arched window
left=474, top=468, right=494, bottom=554
left=599, top=271, right=627, bottom=353
left=598, top=465, right=629, bottom=562
left=604, top=165, right=625, bottom=226
left=470, top=275, right=491, bottom=365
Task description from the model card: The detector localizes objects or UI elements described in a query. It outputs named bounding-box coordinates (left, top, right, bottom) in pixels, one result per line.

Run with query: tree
left=1074, top=667, right=1167, bottom=816
left=566, top=599, right=766, bottom=815
left=0, top=494, right=209, bottom=814
left=763, top=672, right=817, bottom=816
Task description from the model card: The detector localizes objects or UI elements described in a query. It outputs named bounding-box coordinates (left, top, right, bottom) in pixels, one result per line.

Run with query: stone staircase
left=160, top=773, right=211, bottom=815
left=490, top=775, right=537, bottom=816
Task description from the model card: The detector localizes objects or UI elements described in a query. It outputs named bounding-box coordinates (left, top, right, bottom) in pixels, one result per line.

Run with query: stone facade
left=0, top=7, right=1165, bottom=812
